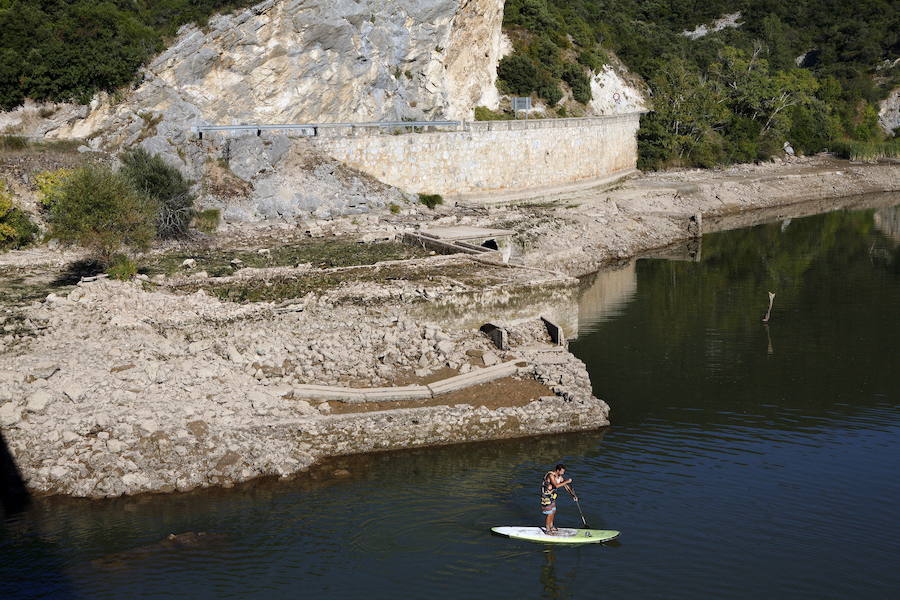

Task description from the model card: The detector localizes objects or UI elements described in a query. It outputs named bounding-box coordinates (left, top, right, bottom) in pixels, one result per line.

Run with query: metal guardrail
left=191, top=120, right=461, bottom=139
left=190, top=114, right=647, bottom=139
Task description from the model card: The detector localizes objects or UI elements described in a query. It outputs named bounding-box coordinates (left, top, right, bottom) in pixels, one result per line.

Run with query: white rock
left=138, top=420, right=159, bottom=434
left=0, top=402, right=22, bottom=426
left=436, top=340, right=455, bottom=355
left=31, top=363, right=60, bottom=380
left=25, top=389, right=54, bottom=413
left=62, top=430, right=79, bottom=444
left=122, top=472, right=151, bottom=491
left=181, top=258, right=197, bottom=269
left=62, top=382, right=86, bottom=402
left=294, top=400, right=316, bottom=415
left=107, top=439, right=125, bottom=453
left=188, top=340, right=210, bottom=354
left=269, top=384, right=293, bottom=398
left=482, top=351, right=500, bottom=367
left=226, top=345, right=245, bottom=363
left=49, top=466, right=68, bottom=479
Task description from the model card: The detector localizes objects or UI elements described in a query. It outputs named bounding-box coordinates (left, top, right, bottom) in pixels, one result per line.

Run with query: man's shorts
left=541, top=503, right=557, bottom=515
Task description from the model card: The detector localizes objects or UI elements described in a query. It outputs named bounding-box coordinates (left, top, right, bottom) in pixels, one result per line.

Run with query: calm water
left=2, top=201, right=899, bottom=599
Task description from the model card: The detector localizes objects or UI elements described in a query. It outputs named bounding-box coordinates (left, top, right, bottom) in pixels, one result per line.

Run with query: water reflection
left=571, top=201, right=900, bottom=430
left=576, top=262, right=637, bottom=336
left=872, top=205, right=900, bottom=244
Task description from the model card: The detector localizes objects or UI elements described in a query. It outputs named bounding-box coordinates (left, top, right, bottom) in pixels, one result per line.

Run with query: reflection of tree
left=571, top=206, right=900, bottom=428
left=873, top=206, right=900, bottom=245
left=639, top=209, right=881, bottom=338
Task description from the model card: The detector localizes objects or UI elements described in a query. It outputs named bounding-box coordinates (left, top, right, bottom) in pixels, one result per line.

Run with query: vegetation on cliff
left=500, top=0, right=899, bottom=168
left=0, top=0, right=255, bottom=109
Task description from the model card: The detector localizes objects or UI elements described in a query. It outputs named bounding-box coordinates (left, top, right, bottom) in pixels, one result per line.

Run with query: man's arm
left=550, top=474, right=572, bottom=489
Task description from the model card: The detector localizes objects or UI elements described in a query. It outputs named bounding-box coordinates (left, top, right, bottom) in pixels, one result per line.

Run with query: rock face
left=588, top=65, right=648, bottom=116
left=52, top=0, right=504, bottom=147
left=32, top=0, right=506, bottom=222
left=878, top=87, right=900, bottom=135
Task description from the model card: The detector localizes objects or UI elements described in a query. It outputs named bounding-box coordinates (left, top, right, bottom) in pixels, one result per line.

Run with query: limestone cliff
left=878, top=87, right=900, bottom=136
left=52, top=0, right=504, bottom=147
left=588, top=64, right=648, bottom=116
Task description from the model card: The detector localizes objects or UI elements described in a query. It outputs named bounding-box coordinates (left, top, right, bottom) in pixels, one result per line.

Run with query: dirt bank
left=0, top=256, right=603, bottom=498
left=475, top=156, right=899, bottom=275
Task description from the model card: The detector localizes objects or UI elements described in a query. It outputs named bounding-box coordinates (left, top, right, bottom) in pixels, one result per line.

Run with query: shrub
left=829, top=139, right=900, bottom=161
left=120, top=148, right=195, bottom=239
left=388, top=203, right=401, bottom=214
left=0, top=135, right=28, bottom=151
left=474, top=106, right=512, bottom=121
left=536, top=74, right=563, bottom=106
left=418, top=193, right=444, bottom=210
left=562, top=63, right=592, bottom=104
left=498, top=55, right=539, bottom=95
left=48, top=165, right=157, bottom=263
left=577, top=50, right=605, bottom=72
left=193, top=208, right=221, bottom=233
left=530, top=36, right=564, bottom=78
left=0, top=181, right=38, bottom=250
left=107, top=254, right=137, bottom=280
left=34, top=168, right=75, bottom=210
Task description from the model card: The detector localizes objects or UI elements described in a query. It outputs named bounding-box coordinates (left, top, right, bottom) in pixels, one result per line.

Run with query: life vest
left=540, top=471, right=558, bottom=506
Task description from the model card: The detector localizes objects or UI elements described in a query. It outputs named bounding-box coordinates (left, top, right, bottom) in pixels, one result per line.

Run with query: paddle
left=564, top=483, right=589, bottom=528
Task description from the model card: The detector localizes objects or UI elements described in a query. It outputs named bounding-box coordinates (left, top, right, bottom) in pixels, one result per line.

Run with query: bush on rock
left=120, top=148, right=195, bottom=239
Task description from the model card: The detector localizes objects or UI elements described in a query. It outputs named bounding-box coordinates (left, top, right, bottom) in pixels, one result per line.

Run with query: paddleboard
left=491, top=526, right=619, bottom=544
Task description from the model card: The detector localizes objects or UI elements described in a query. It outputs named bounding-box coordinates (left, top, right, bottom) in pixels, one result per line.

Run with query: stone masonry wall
left=309, top=114, right=643, bottom=197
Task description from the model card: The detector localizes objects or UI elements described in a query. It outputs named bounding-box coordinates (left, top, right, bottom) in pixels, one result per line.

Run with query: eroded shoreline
left=1, top=157, right=897, bottom=499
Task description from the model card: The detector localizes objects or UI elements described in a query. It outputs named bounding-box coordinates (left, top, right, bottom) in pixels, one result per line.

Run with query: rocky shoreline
left=1, top=157, right=897, bottom=499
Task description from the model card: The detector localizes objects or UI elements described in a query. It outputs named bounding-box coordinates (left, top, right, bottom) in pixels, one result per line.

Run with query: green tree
left=498, top=55, right=539, bottom=95
left=48, top=166, right=157, bottom=263
left=639, top=57, right=729, bottom=168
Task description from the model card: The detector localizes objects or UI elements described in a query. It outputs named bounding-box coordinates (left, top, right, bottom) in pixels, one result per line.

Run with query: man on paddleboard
left=541, top=464, right=576, bottom=534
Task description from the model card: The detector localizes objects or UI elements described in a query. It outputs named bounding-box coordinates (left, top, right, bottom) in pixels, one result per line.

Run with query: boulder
left=30, top=363, right=60, bottom=380
left=481, top=351, right=500, bottom=367
left=436, top=340, right=455, bottom=355
left=25, top=389, right=54, bottom=413
left=62, top=382, right=87, bottom=402
left=0, top=402, right=22, bottom=426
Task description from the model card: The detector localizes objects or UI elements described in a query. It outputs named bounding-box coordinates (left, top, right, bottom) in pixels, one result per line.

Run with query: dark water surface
left=2, top=202, right=899, bottom=599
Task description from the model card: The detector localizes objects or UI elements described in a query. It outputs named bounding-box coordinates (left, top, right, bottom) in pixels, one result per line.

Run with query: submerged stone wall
left=309, top=114, right=643, bottom=197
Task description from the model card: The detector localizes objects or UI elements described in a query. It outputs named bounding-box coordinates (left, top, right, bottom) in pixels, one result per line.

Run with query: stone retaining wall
left=309, top=114, right=643, bottom=197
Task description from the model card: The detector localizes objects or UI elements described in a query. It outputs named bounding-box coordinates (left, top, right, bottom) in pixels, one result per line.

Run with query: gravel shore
left=1, top=156, right=896, bottom=499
